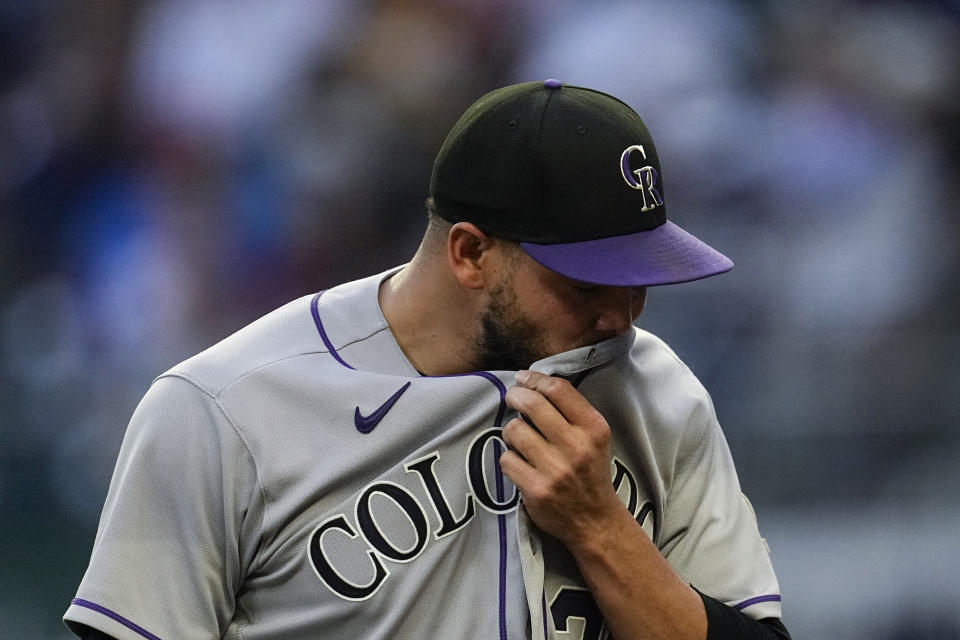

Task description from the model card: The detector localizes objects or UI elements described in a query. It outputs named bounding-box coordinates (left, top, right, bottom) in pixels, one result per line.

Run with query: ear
left=447, top=222, right=495, bottom=290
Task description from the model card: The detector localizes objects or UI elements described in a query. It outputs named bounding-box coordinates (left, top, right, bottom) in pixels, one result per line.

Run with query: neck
left=378, top=254, right=480, bottom=376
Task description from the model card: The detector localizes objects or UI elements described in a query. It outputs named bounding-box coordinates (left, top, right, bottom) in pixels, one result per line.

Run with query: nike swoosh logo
left=354, top=382, right=412, bottom=433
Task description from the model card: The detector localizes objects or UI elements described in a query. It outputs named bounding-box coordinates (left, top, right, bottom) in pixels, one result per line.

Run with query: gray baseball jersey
left=65, top=266, right=781, bottom=640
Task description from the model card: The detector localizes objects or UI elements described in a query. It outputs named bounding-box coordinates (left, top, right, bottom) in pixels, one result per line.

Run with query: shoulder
left=623, top=327, right=713, bottom=413
left=589, top=328, right=720, bottom=462
left=162, top=293, right=323, bottom=397
left=164, top=268, right=402, bottom=393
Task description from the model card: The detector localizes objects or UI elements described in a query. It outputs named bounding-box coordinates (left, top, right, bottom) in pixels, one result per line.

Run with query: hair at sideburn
left=423, top=197, right=522, bottom=258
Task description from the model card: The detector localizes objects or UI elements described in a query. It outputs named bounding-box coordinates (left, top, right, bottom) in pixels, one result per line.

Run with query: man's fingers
left=512, top=370, right=605, bottom=429
left=498, top=449, right=541, bottom=495
left=502, top=415, right=554, bottom=466
left=505, top=386, right=568, bottom=441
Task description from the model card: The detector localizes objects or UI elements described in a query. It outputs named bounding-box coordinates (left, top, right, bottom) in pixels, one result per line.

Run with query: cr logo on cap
left=620, top=145, right=663, bottom=212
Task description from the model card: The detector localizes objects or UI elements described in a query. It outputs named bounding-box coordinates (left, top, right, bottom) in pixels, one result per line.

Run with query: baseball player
left=65, top=80, right=789, bottom=640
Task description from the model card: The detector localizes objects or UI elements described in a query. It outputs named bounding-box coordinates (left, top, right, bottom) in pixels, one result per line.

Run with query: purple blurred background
left=2, top=1, right=959, bottom=637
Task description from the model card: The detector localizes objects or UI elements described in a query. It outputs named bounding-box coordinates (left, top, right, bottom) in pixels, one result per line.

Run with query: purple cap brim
left=520, top=221, right=733, bottom=287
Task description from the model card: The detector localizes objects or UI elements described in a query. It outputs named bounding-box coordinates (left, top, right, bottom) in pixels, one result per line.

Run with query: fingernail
left=515, top=370, right=530, bottom=384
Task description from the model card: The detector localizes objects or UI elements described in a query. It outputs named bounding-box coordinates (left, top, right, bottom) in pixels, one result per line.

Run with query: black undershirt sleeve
left=696, top=588, right=792, bottom=640
left=77, top=626, right=117, bottom=640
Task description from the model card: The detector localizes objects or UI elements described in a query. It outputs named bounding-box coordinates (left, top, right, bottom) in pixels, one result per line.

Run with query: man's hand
left=500, top=369, right=709, bottom=640
left=499, top=369, right=625, bottom=547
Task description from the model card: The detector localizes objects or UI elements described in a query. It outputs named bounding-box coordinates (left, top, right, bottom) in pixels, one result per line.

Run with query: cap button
left=544, top=79, right=563, bottom=89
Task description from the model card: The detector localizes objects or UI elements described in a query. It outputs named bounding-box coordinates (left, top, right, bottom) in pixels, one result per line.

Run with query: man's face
left=473, top=250, right=647, bottom=371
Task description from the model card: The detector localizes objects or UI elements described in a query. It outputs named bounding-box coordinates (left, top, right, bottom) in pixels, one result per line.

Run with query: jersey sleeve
left=64, top=374, right=263, bottom=640
left=659, top=390, right=783, bottom=621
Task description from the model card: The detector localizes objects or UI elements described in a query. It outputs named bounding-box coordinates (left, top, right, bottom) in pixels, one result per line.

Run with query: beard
left=472, top=279, right=548, bottom=372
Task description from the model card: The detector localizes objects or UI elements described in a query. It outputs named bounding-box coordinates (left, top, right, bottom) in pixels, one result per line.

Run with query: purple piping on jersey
left=466, top=371, right=510, bottom=640
left=733, top=594, right=782, bottom=611
left=71, top=599, right=162, bottom=640
left=310, top=292, right=356, bottom=370
left=541, top=591, right=549, bottom=638
left=310, top=298, right=513, bottom=640
left=468, top=370, right=508, bottom=426
left=494, top=438, right=508, bottom=640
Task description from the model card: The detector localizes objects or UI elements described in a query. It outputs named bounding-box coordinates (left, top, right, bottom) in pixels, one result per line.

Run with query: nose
left=594, top=286, right=647, bottom=335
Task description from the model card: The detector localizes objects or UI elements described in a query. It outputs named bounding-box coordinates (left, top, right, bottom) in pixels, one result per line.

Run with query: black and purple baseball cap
left=429, top=80, right=733, bottom=286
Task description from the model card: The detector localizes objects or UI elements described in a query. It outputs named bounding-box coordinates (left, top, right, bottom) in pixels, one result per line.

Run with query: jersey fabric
left=64, top=266, right=781, bottom=640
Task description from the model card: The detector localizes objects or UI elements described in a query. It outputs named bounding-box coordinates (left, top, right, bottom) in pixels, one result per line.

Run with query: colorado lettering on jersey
left=308, top=428, right=518, bottom=600
left=307, top=431, right=653, bottom=601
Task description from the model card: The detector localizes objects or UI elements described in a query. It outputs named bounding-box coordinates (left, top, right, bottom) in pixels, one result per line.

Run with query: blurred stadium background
left=2, top=1, right=959, bottom=638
